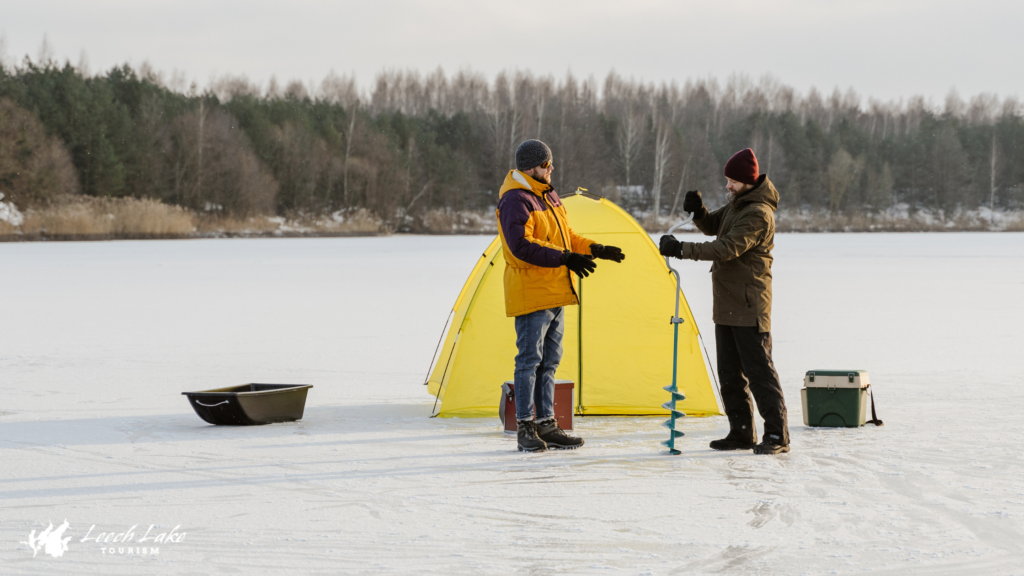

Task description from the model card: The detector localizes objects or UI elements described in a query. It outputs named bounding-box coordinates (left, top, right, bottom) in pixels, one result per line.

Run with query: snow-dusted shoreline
left=2, top=234, right=1023, bottom=574
left=3, top=203, right=1024, bottom=240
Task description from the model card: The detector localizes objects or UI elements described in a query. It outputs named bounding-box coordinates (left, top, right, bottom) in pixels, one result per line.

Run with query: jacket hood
left=736, top=175, right=779, bottom=212
left=499, top=170, right=551, bottom=198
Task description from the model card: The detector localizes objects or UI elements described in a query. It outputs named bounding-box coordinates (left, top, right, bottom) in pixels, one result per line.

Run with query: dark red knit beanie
left=724, top=148, right=759, bottom=185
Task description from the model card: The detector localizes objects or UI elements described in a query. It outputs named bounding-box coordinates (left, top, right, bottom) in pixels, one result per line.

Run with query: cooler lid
left=805, top=370, right=869, bottom=388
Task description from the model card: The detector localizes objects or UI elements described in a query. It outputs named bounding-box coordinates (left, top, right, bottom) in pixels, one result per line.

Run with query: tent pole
left=422, top=311, right=453, bottom=385
left=699, top=333, right=724, bottom=414
left=577, top=277, right=584, bottom=416
left=430, top=332, right=460, bottom=417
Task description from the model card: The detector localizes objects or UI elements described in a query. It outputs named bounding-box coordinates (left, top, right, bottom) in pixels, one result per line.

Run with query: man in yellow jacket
left=496, top=139, right=625, bottom=452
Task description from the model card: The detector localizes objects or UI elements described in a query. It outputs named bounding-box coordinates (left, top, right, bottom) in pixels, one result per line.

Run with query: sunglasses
left=540, top=160, right=554, bottom=169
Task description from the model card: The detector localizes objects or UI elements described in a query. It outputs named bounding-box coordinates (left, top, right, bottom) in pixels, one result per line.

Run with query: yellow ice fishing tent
left=426, top=192, right=721, bottom=418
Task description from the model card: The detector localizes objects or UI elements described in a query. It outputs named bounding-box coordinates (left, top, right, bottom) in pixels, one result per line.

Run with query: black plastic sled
left=182, top=383, right=313, bottom=425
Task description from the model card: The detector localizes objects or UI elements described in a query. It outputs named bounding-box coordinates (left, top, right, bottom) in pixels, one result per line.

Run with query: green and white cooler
left=801, top=370, right=880, bottom=428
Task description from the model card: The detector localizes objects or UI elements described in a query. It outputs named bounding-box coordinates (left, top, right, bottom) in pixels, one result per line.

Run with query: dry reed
left=195, top=208, right=383, bottom=236
left=0, top=220, right=19, bottom=235
left=194, top=215, right=283, bottom=235
left=1, top=197, right=385, bottom=241
left=13, top=196, right=194, bottom=239
left=415, top=209, right=497, bottom=234
left=107, top=198, right=194, bottom=236
left=1004, top=215, right=1024, bottom=232
left=313, top=208, right=383, bottom=234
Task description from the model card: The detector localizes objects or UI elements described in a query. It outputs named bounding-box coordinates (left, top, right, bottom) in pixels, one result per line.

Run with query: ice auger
left=662, top=212, right=694, bottom=455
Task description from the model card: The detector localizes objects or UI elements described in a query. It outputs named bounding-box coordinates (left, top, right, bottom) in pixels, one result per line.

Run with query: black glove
left=590, top=244, right=625, bottom=263
left=562, top=252, right=597, bottom=277
left=659, top=235, right=682, bottom=258
left=683, top=190, right=708, bottom=220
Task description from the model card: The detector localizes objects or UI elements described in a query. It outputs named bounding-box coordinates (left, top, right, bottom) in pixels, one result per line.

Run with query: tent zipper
left=543, top=188, right=583, bottom=414
left=543, top=190, right=579, bottom=303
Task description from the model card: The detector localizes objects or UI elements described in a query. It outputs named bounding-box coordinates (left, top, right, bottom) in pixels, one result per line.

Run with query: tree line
left=2, top=58, right=1022, bottom=231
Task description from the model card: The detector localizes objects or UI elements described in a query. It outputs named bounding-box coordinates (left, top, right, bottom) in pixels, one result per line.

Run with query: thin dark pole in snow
left=430, top=332, right=460, bottom=417
left=423, top=311, right=453, bottom=385
left=699, top=333, right=724, bottom=413
left=577, top=277, right=584, bottom=416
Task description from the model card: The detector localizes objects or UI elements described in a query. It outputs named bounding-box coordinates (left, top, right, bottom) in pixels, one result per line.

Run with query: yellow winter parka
left=495, top=170, right=595, bottom=317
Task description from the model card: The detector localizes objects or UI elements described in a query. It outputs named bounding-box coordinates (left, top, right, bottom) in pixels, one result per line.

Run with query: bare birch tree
left=616, top=104, right=644, bottom=191
left=650, top=114, right=671, bottom=217
left=321, top=72, right=361, bottom=207
left=827, top=148, right=864, bottom=214
left=989, top=131, right=998, bottom=223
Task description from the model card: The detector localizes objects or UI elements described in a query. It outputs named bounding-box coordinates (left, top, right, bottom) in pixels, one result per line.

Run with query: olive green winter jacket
left=680, top=175, right=779, bottom=332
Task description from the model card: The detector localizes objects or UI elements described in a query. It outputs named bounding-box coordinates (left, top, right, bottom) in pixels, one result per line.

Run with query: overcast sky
left=2, top=0, right=1020, bottom=105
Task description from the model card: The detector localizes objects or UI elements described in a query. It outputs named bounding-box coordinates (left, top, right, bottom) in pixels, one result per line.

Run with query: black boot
left=753, top=441, right=790, bottom=455
left=517, top=420, right=547, bottom=452
left=536, top=418, right=584, bottom=450
left=709, top=433, right=757, bottom=451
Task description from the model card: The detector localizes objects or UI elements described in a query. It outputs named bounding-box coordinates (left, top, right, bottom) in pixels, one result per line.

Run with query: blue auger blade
left=671, top=392, right=687, bottom=401
left=659, top=422, right=684, bottom=434
left=662, top=407, right=685, bottom=418
left=663, top=384, right=679, bottom=393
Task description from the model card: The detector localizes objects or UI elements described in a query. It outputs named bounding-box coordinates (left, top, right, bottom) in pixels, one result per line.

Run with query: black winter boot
left=753, top=441, right=790, bottom=455
left=709, top=433, right=757, bottom=451
left=536, top=418, right=584, bottom=450
left=517, top=420, right=547, bottom=452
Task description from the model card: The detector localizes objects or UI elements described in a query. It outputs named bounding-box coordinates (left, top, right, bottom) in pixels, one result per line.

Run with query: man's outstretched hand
left=590, top=244, right=625, bottom=263
left=563, top=252, right=597, bottom=277
left=659, top=235, right=682, bottom=258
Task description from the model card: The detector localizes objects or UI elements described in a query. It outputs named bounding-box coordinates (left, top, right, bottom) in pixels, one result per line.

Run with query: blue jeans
left=513, top=307, right=564, bottom=422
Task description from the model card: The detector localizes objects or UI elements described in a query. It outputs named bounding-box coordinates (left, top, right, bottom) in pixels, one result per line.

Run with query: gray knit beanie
left=515, top=139, right=552, bottom=171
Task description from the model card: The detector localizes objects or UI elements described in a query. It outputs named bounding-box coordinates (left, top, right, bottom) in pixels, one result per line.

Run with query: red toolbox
left=500, top=380, right=574, bottom=433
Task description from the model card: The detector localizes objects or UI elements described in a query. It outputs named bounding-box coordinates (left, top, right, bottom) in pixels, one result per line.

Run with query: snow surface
left=2, top=233, right=1024, bottom=574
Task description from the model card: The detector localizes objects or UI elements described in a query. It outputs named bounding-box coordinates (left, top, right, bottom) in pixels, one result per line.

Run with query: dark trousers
left=715, top=324, right=789, bottom=446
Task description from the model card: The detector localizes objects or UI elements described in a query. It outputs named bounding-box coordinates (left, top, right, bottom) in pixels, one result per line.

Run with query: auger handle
left=663, top=212, right=694, bottom=327
left=666, top=212, right=695, bottom=236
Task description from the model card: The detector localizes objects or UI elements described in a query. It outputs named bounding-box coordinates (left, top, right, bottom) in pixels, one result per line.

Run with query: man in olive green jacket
left=659, top=148, right=790, bottom=455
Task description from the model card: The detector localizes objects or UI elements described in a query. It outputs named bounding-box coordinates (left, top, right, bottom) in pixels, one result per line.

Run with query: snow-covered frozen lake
left=2, top=233, right=1023, bottom=574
